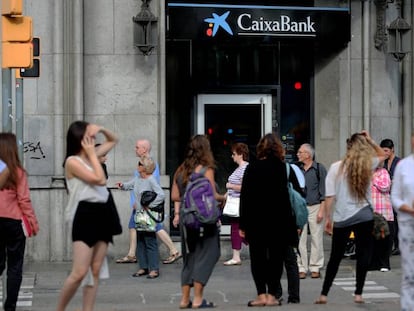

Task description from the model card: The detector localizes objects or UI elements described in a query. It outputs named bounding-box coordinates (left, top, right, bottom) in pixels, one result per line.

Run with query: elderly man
left=296, top=143, right=327, bottom=279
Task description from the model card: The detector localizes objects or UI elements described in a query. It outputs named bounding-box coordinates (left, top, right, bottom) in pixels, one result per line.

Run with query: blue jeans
left=136, top=231, right=159, bottom=271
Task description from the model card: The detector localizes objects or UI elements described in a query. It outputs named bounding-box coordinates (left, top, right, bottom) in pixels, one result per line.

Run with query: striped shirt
left=228, top=162, right=249, bottom=198
left=371, top=167, right=394, bottom=221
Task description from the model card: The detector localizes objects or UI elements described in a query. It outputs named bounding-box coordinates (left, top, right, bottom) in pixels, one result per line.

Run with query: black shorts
left=72, top=200, right=113, bottom=247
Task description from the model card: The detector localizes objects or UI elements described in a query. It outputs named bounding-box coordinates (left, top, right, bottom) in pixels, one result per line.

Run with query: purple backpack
left=180, top=167, right=220, bottom=229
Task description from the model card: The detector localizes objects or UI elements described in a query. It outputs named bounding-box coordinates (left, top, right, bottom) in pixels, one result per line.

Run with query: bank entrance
left=166, top=2, right=350, bottom=235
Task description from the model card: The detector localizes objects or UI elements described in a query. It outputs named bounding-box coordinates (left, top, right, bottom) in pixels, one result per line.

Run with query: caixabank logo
left=204, top=11, right=234, bottom=37
left=204, top=10, right=317, bottom=38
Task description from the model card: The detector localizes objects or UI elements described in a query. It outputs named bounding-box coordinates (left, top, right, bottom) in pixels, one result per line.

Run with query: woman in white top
left=391, top=132, right=414, bottom=311
left=56, top=121, right=118, bottom=311
left=315, top=131, right=386, bottom=305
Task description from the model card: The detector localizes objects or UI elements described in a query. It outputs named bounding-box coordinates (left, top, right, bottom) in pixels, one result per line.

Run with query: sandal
left=163, top=252, right=182, bottom=264
left=146, top=270, right=160, bottom=279
left=132, top=269, right=148, bottom=277
left=247, top=300, right=266, bottom=307
left=266, top=295, right=281, bottom=306
left=116, top=255, right=137, bottom=263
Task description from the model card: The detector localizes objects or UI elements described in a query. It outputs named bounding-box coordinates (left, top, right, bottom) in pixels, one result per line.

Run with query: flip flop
left=192, top=299, right=215, bottom=308
left=266, top=299, right=281, bottom=306
left=247, top=300, right=266, bottom=307
left=179, top=301, right=192, bottom=309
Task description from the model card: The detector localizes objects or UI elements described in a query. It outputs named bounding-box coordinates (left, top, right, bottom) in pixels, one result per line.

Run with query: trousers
left=297, top=203, right=324, bottom=273
left=0, top=218, right=26, bottom=311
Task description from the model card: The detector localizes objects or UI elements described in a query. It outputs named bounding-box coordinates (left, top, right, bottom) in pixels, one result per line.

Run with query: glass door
left=197, top=94, right=272, bottom=234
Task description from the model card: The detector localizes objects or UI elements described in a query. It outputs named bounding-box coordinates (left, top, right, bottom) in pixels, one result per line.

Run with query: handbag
left=134, top=208, right=157, bottom=232
left=140, top=190, right=165, bottom=222
left=372, top=212, right=390, bottom=240
left=223, top=196, right=240, bottom=217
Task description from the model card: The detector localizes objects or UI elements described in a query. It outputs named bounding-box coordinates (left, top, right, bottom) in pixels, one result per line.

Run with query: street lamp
left=133, top=0, right=158, bottom=56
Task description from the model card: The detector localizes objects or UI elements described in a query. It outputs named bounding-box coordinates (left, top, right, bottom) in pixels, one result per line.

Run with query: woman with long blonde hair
left=315, top=131, right=386, bottom=305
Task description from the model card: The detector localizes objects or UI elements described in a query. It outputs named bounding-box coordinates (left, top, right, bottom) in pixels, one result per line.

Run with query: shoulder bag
left=286, top=163, right=308, bottom=229
left=222, top=195, right=240, bottom=217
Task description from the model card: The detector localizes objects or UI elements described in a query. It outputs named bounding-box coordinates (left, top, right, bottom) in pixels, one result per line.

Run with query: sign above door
left=167, top=2, right=350, bottom=46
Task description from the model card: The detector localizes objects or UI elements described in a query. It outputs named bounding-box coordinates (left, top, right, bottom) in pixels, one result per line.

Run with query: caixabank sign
left=167, top=3, right=350, bottom=45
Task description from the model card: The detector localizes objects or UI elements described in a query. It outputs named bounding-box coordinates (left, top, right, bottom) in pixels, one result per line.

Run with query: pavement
left=1, top=240, right=403, bottom=311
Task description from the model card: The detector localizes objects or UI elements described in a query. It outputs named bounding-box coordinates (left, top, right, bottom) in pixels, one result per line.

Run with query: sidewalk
left=16, top=251, right=402, bottom=311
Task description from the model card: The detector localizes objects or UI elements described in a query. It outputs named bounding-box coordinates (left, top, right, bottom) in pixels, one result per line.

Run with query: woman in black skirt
left=56, top=121, right=118, bottom=311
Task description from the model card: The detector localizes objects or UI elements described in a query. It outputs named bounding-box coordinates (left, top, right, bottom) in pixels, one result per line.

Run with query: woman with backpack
left=171, top=134, right=225, bottom=309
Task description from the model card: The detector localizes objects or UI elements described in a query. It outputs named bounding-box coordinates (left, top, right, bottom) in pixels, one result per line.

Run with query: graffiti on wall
left=23, top=141, right=46, bottom=159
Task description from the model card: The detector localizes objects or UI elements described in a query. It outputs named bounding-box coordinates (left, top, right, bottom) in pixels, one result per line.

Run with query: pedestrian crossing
left=0, top=274, right=35, bottom=308
left=334, top=277, right=400, bottom=300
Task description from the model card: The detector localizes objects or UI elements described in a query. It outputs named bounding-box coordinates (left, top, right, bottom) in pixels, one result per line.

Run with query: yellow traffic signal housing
left=2, top=15, right=32, bottom=41
left=1, top=15, right=33, bottom=68
left=2, top=0, right=23, bottom=15
left=2, top=41, right=32, bottom=68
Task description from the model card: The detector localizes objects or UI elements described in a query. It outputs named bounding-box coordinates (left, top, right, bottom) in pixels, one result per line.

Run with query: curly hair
left=174, top=134, right=216, bottom=186
left=231, top=142, right=249, bottom=161
left=341, top=133, right=377, bottom=202
left=256, top=133, right=285, bottom=161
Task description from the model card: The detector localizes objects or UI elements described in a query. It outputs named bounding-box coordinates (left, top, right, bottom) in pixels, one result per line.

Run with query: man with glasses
left=296, top=144, right=327, bottom=279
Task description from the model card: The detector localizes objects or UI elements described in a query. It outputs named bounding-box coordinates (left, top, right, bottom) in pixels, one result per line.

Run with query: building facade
left=1, top=0, right=412, bottom=261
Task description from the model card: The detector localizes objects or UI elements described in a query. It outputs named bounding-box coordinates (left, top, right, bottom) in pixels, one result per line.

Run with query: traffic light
left=18, top=37, right=40, bottom=77
left=2, top=0, right=23, bottom=15
left=1, top=0, right=33, bottom=68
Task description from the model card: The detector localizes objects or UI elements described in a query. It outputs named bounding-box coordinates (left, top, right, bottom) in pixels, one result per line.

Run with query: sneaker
left=380, top=268, right=390, bottom=272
